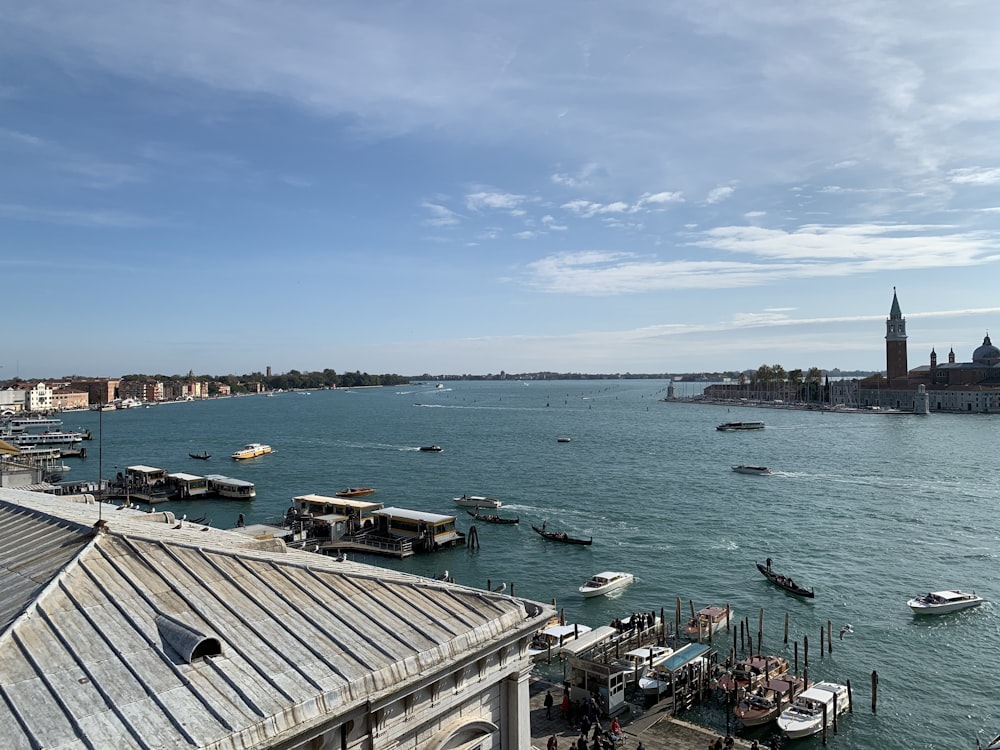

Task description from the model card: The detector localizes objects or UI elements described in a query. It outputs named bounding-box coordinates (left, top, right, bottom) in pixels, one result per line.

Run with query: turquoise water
left=65, top=381, right=1000, bottom=749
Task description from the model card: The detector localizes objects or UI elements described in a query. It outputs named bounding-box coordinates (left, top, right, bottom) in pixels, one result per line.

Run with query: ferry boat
left=907, top=589, right=983, bottom=615
left=578, top=571, right=634, bottom=598
left=0, top=430, right=84, bottom=446
left=206, top=474, right=256, bottom=499
left=717, top=421, right=765, bottom=431
left=231, top=443, right=272, bottom=460
left=777, top=681, right=850, bottom=738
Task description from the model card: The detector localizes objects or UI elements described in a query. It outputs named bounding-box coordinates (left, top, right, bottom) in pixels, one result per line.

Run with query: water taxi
left=733, top=464, right=772, bottom=475
left=231, top=443, right=272, bottom=460
left=454, top=494, right=502, bottom=508
left=682, top=605, right=733, bottom=640
left=907, top=589, right=983, bottom=615
left=777, top=681, right=850, bottom=738
left=579, top=571, right=634, bottom=598
left=336, top=487, right=376, bottom=498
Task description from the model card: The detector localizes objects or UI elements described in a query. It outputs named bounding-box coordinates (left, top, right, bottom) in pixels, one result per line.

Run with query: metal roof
left=0, top=488, right=551, bottom=750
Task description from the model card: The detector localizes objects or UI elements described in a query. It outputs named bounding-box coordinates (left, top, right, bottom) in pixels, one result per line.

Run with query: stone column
left=505, top=661, right=532, bottom=750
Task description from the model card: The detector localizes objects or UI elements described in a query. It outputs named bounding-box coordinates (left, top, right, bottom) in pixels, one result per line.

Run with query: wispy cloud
left=421, top=202, right=460, bottom=227
left=0, top=203, right=162, bottom=228
left=706, top=186, right=734, bottom=204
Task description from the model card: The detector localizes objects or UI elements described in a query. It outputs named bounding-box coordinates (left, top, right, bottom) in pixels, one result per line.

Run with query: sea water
left=64, top=381, right=1000, bottom=749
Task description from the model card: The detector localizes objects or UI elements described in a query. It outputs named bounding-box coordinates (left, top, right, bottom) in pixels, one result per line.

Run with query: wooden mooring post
left=869, top=672, right=876, bottom=713
left=784, top=611, right=789, bottom=644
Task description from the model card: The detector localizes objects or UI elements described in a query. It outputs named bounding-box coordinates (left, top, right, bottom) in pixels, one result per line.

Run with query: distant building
left=859, top=289, right=1000, bottom=412
left=0, top=489, right=552, bottom=750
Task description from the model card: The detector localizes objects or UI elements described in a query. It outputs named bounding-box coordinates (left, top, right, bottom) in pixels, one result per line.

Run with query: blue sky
left=4, top=1, right=1000, bottom=379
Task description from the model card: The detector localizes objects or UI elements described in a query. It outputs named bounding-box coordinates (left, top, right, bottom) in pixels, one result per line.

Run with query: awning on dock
left=557, top=625, right=619, bottom=657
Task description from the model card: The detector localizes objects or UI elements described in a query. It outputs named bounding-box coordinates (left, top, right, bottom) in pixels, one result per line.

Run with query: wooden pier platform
left=529, top=677, right=755, bottom=750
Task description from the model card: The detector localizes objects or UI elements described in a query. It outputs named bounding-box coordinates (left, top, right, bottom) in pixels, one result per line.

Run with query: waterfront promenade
left=528, top=677, right=755, bottom=750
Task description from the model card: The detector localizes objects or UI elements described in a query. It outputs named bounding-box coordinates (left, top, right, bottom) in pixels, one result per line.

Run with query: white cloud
left=706, top=186, right=734, bottom=204
left=422, top=202, right=460, bottom=226
left=466, top=191, right=527, bottom=211
left=949, top=167, right=1000, bottom=185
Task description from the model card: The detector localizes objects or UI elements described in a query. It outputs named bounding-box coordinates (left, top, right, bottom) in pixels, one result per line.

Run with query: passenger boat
left=907, top=589, right=983, bottom=614
left=466, top=509, right=518, bottom=524
left=188, top=452, right=211, bottom=460
left=579, top=571, right=634, bottom=598
left=531, top=524, right=593, bottom=546
left=419, top=445, right=443, bottom=452
left=206, top=475, right=256, bottom=499
left=776, top=681, right=850, bottom=739
left=682, top=605, right=733, bottom=639
left=454, top=494, right=502, bottom=508
left=0, top=430, right=85, bottom=446
left=733, top=464, right=772, bottom=475
left=231, top=443, right=272, bottom=460
left=735, top=674, right=810, bottom=727
left=757, top=559, right=815, bottom=598
left=717, top=421, right=765, bottom=431
left=336, top=487, right=376, bottom=498
left=527, top=622, right=593, bottom=660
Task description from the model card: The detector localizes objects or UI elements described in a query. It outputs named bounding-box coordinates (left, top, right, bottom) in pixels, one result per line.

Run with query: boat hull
left=579, top=573, right=634, bottom=598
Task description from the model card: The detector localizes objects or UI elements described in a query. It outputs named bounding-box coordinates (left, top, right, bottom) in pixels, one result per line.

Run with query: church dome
left=972, top=334, right=1000, bottom=366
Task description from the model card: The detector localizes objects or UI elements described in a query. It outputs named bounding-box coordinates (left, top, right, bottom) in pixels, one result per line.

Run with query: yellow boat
left=231, top=443, right=272, bottom=460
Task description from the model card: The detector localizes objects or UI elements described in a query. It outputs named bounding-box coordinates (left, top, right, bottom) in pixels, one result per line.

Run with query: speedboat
left=231, top=443, right=272, bottom=460
left=335, top=487, right=376, bottom=498
left=454, top=494, right=502, bottom=508
left=735, top=675, right=809, bottom=727
left=579, top=571, right=634, bottom=598
left=419, top=445, right=443, bottom=452
left=907, top=589, right=983, bottom=614
left=777, top=681, right=850, bottom=738
left=716, top=654, right=790, bottom=694
left=682, top=605, right=733, bottom=640
left=733, top=465, right=772, bottom=475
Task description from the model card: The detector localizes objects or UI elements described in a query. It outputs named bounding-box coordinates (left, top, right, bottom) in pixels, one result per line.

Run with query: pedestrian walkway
left=529, top=677, right=756, bottom=750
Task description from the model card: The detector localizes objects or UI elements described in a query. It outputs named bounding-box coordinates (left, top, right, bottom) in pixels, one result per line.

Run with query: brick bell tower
left=885, top=287, right=908, bottom=382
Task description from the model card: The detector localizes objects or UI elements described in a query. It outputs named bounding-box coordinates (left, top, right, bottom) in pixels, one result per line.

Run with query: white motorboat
left=907, top=589, right=983, bottom=615
left=579, top=571, right=634, bottom=598
left=732, top=464, right=772, bottom=475
left=454, top=494, right=502, bottom=508
left=777, top=681, right=850, bottom=739
left=619, top=645, right=674, bottom=674
left=526, top=622, right=593, bottom=660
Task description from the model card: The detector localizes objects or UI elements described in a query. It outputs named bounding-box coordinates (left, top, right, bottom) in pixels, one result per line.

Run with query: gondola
left=531, top=524, right=592, bottom=546
left=756, top=558, right=814, bottom=598
left=188, top=452, right=211, bottom=460
left=467, top=509, right=519, bottom=524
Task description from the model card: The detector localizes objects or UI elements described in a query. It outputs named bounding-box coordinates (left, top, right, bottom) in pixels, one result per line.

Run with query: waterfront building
left=858, top=289, right=1000, bottom=412
left=0, top=488, right=553, bottom=750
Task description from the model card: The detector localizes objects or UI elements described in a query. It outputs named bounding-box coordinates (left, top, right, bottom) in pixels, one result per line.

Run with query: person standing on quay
left=547, top=734, right=558, bottom=750
left=545, top=689, right=554, bottom=719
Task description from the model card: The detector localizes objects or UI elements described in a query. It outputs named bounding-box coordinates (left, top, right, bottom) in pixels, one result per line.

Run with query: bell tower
left=885, top=287, right=908, bottom=382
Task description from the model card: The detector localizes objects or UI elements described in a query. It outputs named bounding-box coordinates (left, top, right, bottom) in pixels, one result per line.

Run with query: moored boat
left=466, top=509, right=519, bottom=524
left=531, top=523, right=593, bottom=546
left=579, top=571, right=634, bottom=598
left=231, top=443, right=272, bottom=460
left=735, top=674, right=810, bottom=727
left=907, top=589, right=983, bottom=615
left=716, top=654, right=790, bottom=694
left=336, top=487, right=376, bottom=498
left=733, top=464, right=772, bottom=475
left=454, top=494, right=501, bottom=508
left=776, top=681, right=850, bottom=739
left=757, top=558, right=815, bottom=598
left=527, top=622, right=593, bottom=660
left=682, top=605, right=733, bottom=640
left=717, top=421, right=765, bottom=431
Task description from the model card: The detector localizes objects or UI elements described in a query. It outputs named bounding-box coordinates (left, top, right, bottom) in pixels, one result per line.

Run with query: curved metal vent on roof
left=155, top=614, right=222, bottom=662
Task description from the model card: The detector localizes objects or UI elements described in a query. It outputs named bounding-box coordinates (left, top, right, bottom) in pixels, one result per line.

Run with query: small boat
left=579, top=571, right=634, bottom=598
left=557, top=437, right=572, bottom=443
left=527, top=622, right=593, bottom=660
left=777, top=681, right=850, bottom=739
left=733, top=464, right=771, bottom=475
left=419, top=445, right=443, bottom=452
left=716, top=654, right=790, bottom=694
left=466, top=509, right=519, bottom=524
left=336, top=487, right=376, bottom=498
left=757, top=559, right=815, bottom=598
left=231, top=443, right=272, bottom=460
left=907, top=589, right=983, bottom=615
left=189, top=452, right=211, bottom=460
left=717, top=421, right=765, bottom=431
left=682, top=605, right=733, bottom=640
left=735, top=674, right=810, bottom=727
left=454, top=494, right=502, bottom=508
left=531, top=524, right=593, bottom=546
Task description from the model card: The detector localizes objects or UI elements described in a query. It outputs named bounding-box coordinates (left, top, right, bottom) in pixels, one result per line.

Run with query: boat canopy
left=557, top=626, right=619, bottom=657
left=540, top=623, right=592, bottom=641
left=657, top=643, right=711, bottom=673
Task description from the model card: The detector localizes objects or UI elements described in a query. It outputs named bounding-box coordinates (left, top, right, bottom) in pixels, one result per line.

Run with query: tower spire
left=886, top=287, right=908, bottom=382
